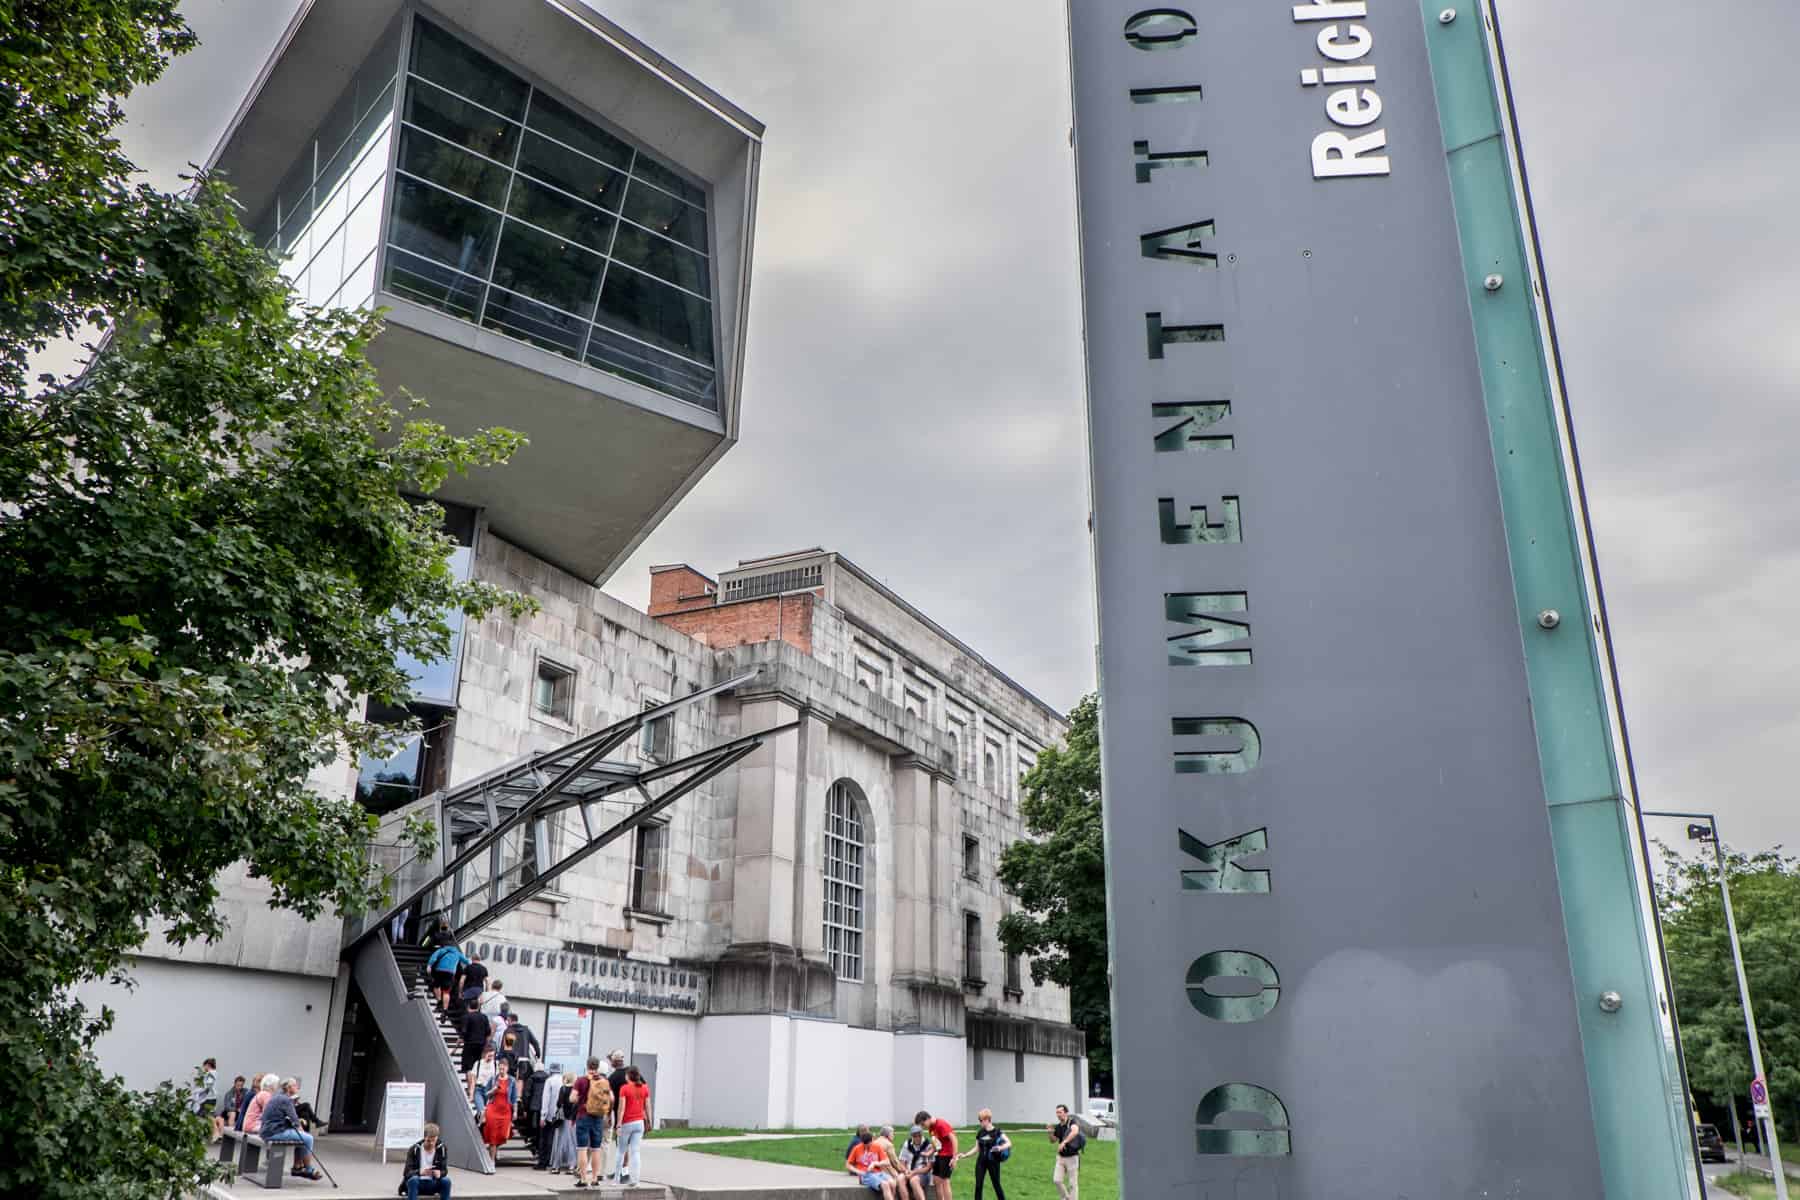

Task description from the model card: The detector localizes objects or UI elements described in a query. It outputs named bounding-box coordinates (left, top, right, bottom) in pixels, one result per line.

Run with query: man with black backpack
left=570, top=1056, right=613, bottom=1190
left=1048, top=1105, right=1085, bottom=1200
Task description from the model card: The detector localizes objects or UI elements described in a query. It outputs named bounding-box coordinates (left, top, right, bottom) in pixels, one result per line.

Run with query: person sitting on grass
left=401, top=1122, right=452, bottom=1200
left=847, top=1126, right=897, bottom=1199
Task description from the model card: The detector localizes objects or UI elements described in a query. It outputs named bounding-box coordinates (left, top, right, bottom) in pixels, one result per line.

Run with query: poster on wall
left=544, top=1005, right=591, bottom=1067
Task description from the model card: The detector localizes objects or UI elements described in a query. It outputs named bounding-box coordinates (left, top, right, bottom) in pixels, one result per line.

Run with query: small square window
left=533, top=658, right=575, bottom=722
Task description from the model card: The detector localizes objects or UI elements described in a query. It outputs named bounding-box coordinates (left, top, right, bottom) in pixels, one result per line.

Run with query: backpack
left=584, top=1077, right=612, bottom=1118
left=426, top=945, right=458, bottom=972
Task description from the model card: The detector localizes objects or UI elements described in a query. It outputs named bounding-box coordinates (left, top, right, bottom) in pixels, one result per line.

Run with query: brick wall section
left=653, top=592, right=816, bottom=655
left=648, top=564, right=719, bottom=615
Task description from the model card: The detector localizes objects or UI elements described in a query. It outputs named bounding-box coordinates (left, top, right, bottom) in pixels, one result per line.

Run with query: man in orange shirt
left=847, top=1127, right=897, bottom=1199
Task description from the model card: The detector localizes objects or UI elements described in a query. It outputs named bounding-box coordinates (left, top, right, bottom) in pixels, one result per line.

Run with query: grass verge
left=690, top=1131, right=1116, bottom=1200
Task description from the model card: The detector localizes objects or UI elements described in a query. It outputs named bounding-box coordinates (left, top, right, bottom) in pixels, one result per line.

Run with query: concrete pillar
left=789, top=710, right=832, bottom=959
left=730, top=696, right=801, bottom=949
left=891, top=763, right=936, bottom=981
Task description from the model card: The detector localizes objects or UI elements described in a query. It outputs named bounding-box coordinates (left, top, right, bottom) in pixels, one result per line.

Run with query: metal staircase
left=343, top=669, right=787, bottom=1175
left=349, top=935, right=492, bottom=1172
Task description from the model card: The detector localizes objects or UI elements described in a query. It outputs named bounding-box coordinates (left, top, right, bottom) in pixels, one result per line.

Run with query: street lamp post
left=1648, top=809, right=1790, bottom=1198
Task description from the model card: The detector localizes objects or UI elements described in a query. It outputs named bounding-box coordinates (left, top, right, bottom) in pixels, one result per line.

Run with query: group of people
left=423, top=930, right=656, bottom=1182
left=845, top=1105, right=1087, bottom=1200
left=188, top=1059, right=326, bottom=1182
left=535, top=1050, right=654, bottom=1187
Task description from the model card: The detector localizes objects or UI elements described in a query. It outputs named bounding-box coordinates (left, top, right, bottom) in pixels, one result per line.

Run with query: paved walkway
left=648, top=1143, right=862, bottom=1200
left=205, top=1131, right=861, bottom=1200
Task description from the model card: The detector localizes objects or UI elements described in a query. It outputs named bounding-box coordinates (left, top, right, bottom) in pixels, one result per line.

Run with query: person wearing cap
left=899, top=1124, right=938, bottom=1200
left=604, top=1050, right=629, bottom=1178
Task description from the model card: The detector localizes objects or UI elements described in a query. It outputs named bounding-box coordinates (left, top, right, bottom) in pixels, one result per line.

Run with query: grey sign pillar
left=1067, top=3, right=1663, bottom=1196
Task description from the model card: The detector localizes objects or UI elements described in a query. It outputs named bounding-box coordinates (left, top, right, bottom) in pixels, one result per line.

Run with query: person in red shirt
left=847, top=1128, right=897, bottom=1198
left=913, top=1111, right=957, bottom=1200
left=613, top=1066, right=652, bottom=1185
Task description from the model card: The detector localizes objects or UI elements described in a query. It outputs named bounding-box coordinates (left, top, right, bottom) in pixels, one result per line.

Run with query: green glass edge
left=1418, top=5, right=1694, bottom=1197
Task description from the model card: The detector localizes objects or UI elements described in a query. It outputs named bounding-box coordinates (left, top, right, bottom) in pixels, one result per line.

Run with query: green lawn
left=691, top=1131, right=1116, bottom=1200
left=1714, top=1171, right=1777, bottom=1200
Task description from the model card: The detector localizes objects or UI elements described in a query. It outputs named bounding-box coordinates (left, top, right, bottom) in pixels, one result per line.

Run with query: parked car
left=1088, top=1098, right=1117, bottom=1127
left=1696, top=1123, right=1728, bottom=1163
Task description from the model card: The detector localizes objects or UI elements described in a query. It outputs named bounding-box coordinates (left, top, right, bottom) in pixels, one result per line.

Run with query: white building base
left=76, top=959, right=335, bottom=1097
left=691, top=1014, right=981, bottom=1128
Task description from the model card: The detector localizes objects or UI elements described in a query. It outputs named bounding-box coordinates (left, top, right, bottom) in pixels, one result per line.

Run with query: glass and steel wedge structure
left=208, top=0, right=762, bottom=582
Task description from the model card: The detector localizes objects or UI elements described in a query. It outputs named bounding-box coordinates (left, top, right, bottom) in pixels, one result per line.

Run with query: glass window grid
left=824, top=782, right=865, bottom=983
left=383, top=17, right=720, bottom=411
left=284, top=119, right=394, bottom=310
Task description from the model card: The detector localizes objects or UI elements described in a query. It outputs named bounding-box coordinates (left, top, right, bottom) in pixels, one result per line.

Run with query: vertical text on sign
left=1124, top=5, right=1291, bottom=1162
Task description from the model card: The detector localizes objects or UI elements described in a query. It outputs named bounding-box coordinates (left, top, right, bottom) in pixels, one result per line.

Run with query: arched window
left=824, top=780, right=866, bottom=982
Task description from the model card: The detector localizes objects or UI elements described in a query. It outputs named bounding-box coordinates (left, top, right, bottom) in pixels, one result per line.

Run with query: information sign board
left=1067, top=3, right=1607, bottom=1195
left=381, top=1081, right=426, bottom=1152
left=544, top=1004, right=591, bottom=1068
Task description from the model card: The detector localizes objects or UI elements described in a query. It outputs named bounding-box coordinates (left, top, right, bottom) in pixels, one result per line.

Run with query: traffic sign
left=1754, top=1076, right=1772, bottom=1118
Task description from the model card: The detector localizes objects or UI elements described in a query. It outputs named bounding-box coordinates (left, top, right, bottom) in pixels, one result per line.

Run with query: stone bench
left=218, top=1127, right=291, bottom=1189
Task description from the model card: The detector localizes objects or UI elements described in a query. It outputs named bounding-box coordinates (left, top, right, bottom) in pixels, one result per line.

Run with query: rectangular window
left=964, top=912, right=983, bottom=984
left=824, top=782, right=866, bottom=983
left=973, top=1048, right=984, bottom=1081
left=983, top=740, right=1002, bottom=791
left=904, top=688, right=929, bottom=721
left=1006, top=952, right=1023, bottom=994
left=963, top=835, right=981, bottom=881
left=380, top=16, right=719, bottom=410
left=1014, top=1049, right=1025, bottom=1083
left=640, top=696, right=672, bottom=763
left=630, top=822, right=668, bottom=914
left=533, top=658, right=575, bottom=722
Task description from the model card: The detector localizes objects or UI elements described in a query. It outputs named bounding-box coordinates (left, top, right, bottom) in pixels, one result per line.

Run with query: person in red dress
left=481, top=1060, right=514, bottom=1157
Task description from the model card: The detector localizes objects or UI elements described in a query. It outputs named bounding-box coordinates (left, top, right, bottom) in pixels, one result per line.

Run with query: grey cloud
left=117, top=2, right=1799, bottom=852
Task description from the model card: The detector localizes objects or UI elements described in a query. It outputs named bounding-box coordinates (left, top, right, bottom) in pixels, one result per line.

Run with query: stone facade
left=459, top=538, right=1076, bottom=1041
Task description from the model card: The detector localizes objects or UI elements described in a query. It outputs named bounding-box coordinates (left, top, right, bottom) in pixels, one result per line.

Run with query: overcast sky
left=121, top=2, right=1799, bottom=856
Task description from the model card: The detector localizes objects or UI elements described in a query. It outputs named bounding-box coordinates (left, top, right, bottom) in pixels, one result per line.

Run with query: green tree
left=998, top=693, right=1112, bottom=1085
left=1659, top=844, right=1800, bottom=1140
left=0, top=4, right=527, bottom=1195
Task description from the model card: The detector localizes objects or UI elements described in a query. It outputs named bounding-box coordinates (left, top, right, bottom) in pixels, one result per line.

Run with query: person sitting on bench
left=260, top=1076, right=323, bottom=1181
left=401, top=1122, right=452, bottom=1199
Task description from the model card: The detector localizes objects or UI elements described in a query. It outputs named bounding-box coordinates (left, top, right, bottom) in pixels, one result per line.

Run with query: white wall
left=967, top=1048, right=1077, bottom=1125
left=77, top=959, right=334, bottom=1100
left=785, top=1018, right=848, bottom=1128
left=690, top=1016, right=1081, bottom=1131
left=633, top=1012, right=696, bottom=1123
left=692, top=1014, right=776, bottom=1128
left=893, top=1032, right=966, bottom=1125
left=845, top=1027, right=895, bottom=1126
